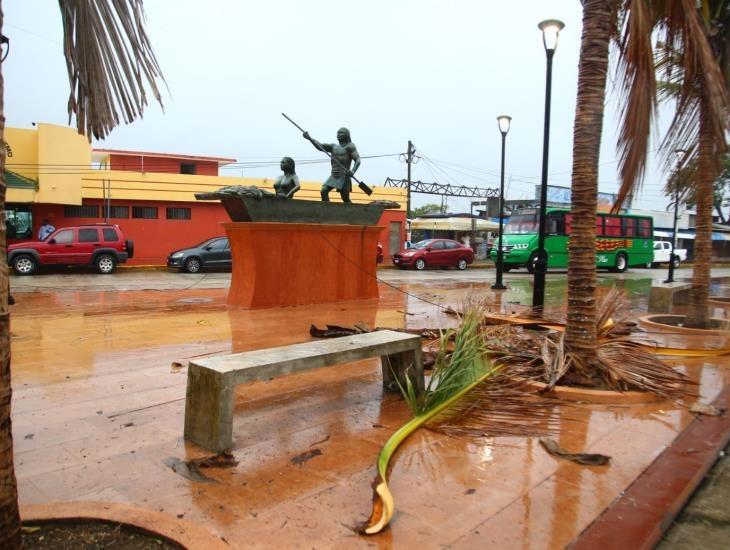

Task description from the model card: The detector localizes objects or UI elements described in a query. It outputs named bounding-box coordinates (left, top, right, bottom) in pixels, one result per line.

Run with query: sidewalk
left=9, top=273, right=730, bottom=548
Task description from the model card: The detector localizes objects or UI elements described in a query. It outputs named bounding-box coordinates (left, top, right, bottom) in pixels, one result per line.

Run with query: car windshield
left=504, top=213, right=539, bottom=235
left=412, top=240, right=434, bottom=250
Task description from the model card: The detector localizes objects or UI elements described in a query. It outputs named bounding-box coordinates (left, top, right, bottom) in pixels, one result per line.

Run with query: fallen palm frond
left=539, top=438, right=611, bottom=466
left=597, top=339, right=695, bottom=399
left=360, top=307, right=558, bottom=535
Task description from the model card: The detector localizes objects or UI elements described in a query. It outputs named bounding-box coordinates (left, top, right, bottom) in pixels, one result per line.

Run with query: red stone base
left=224, top=222, right=381, bottom=308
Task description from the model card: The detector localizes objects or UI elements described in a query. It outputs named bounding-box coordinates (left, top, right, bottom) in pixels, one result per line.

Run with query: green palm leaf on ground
left=360, top=308, right=556, bottom=535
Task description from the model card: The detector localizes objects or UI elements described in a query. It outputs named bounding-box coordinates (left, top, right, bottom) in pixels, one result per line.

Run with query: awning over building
left=410, top=217, right=499, bottom=231
left=654, top=230, right=730, bottom=241
left=4, top=170, right=38, bottom=190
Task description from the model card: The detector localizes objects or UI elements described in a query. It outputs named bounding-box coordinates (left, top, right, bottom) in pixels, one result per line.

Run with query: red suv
left=8, top=224, right=134, bottom=275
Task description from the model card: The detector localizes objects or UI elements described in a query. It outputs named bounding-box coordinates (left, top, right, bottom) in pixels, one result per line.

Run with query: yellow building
left=4, top=123, right=407, bottom=264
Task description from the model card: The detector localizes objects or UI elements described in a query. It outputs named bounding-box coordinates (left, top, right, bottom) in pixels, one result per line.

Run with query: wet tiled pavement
left=9, top=268, right=730, bottom=548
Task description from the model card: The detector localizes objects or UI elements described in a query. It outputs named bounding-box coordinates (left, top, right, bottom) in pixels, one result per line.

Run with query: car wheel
left=95, top=254, right=117, bottom=274
left=12, top=254, right=37, bottom=275
left=526, top=252, right=539, bottom=274
left=414, top=258, right=426, bottom=271
left=672, top=256, right=681, bottom=269
left=614, top=253, right=628, bottom=273
left=457, top=258, right=468, bottom=270
left=184, top=257, right=202, bottom=273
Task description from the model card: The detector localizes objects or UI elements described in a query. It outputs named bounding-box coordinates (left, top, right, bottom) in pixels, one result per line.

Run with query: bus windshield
left=504, top=213, right=538, bottom=235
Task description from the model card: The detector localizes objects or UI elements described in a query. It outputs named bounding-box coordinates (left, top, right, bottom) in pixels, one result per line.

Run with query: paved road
left=9, top=265, right=730, bottom=293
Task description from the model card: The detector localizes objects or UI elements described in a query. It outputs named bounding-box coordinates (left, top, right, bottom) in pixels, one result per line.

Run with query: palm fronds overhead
left=59, top=0, right=166, bottom=140
left=659, top=0, right=728, bottom=156
left=614, top=0, right=658, bottom=208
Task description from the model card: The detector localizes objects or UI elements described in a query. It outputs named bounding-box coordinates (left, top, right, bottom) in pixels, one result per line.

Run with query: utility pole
left=404, top=141, right=416, bottom=218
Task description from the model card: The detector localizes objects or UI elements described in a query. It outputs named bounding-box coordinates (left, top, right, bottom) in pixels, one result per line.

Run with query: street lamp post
left=532, top=19, right=564, bottom=310
left=664, top=149, right=686, bottom=284
left=492, top=115, right=512, bottom=290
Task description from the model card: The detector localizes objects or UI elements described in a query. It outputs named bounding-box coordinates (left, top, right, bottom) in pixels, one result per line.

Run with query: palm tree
left=564, top=0, right=618, bottom=374
left=566, top=0, right=728, bottom=367
left=611, top=0, right=728, bottom=328
left=657, top=1, right=729, bottom=328
left=0, top=2, right=164, bottom=547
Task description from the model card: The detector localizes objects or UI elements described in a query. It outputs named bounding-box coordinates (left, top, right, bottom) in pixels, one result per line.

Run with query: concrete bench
left=648, top=282, right=692, bottom=313
left=184, top=330, right=424, bottom=452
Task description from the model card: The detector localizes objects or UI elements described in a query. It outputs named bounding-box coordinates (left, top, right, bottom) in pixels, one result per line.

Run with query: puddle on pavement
left=9, top=271, right=730, bottom=547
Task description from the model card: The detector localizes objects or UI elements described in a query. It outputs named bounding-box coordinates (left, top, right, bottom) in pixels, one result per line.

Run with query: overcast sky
left=4, top=0, right=675, bottom=213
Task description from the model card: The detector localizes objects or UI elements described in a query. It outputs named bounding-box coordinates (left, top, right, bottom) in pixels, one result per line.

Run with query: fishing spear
left=281, top=113, right=373, bottom=196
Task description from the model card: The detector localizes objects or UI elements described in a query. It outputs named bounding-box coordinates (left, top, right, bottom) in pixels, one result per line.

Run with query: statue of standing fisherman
left=303, top=128, right=361, bottom=203
left=273, top=156, right=300, bottom=198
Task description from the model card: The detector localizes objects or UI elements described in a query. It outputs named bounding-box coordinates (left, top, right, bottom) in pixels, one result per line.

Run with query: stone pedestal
left=648, top=282, right=692, bottom=313
left=224, top=222, right=381, bottom=308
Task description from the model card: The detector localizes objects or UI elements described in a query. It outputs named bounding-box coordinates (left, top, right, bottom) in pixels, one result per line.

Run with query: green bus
left=490, top=207, right=654, bottom=273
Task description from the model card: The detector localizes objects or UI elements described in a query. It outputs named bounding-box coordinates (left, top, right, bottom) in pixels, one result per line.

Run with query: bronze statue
left=273, top=156, right=300, bottom=198
left=303, top=127, right=361, bottom=202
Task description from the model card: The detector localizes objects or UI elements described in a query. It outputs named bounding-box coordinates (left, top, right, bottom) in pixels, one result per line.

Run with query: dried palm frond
left=597, top=339, right=695, bottom=399
left=59, top=0, right=166, bottom=140
left=427, top=369, right=560, bottom=440
left=613, top=0, right=658, bottom=208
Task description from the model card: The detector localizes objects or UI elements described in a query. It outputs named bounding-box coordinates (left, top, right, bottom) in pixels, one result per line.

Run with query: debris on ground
left=310, top=324, right=366, bottom=337
left=170, top=361, right=184, bottom=373
left=164, top=452, right=238, bottom=483
left=539, top=437, right=611, bottom=466
left=690, top=402, right=726, bottom=416
left=291, top=448, right=323, bottom=466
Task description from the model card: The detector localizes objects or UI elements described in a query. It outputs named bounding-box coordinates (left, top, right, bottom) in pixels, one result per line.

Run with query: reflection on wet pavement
left=9, top=271, right=730, bottom=548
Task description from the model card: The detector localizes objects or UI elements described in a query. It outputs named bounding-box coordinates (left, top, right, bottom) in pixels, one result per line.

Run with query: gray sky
left=4, top=0, right=674, bottom=213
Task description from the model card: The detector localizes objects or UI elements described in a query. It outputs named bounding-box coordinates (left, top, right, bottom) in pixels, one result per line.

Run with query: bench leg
left=184, top=366, right=235, bottom=452
left=381, top=348, right=424, bottom=397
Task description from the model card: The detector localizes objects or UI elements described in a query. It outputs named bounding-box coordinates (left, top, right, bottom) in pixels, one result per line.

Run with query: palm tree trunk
left=686, top=100, right=714, bottom=328
left=0, top=3, right=21, bottom=546
left=566, top=0, right=613, bottom=372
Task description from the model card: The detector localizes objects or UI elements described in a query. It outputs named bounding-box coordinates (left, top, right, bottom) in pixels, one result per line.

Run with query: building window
left=180, top=163, right=196, bottom=175
left=166, top=207, right=191, bottom=220
left=5, top=205, right=32, bottom=239
left=132, top=206, right=158, bottom=219
left=64, top=205, right=99, bottom=218
left=109, top=206, right=129, bottom=219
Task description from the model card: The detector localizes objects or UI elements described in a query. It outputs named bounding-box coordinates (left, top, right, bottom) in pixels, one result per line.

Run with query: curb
left=21, top=502, right=229, bottom=549
left=568, top=386, right=730, bottom=549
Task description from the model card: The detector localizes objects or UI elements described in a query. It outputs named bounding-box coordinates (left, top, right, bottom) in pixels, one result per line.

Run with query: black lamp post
left=492, top=115, right=511, bottom=290
left=664, top=149, right=686, bottom=284
left=532, top=18, right=564, bottom=310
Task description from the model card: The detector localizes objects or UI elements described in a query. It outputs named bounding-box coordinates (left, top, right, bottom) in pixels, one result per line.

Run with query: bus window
left=596, top=216, right=605, bottom=236
left=638, top=218, right=652, bottom=237
left=546, top=212, right=565, bottom=235
left=605, top=216, right=621, bottom=237
left=622, top=217, right=636, bottom=237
